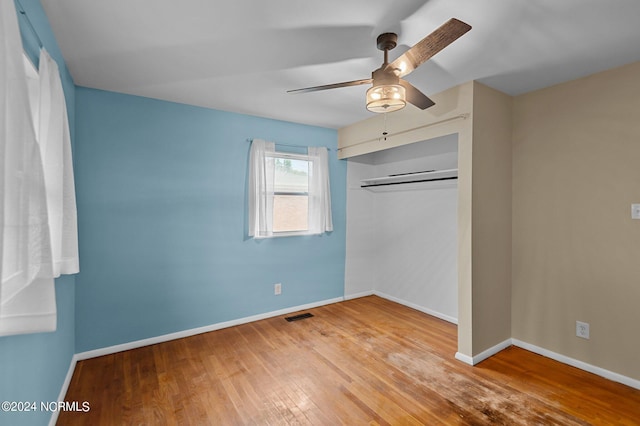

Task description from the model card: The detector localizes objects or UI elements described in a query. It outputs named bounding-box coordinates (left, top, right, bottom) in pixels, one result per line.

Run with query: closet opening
left=344, top=133, right=459, bottom=324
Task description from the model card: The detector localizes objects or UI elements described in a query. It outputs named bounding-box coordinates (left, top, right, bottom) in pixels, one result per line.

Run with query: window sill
left=254, top=231, right=322, bottom=239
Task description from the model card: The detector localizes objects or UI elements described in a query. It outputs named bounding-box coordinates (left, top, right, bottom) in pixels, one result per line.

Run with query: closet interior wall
left=345, top=134, right=459, bottom=323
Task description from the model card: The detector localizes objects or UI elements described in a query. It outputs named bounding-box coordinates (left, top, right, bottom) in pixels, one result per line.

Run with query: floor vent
left=285, top=313, right=314, bottom=322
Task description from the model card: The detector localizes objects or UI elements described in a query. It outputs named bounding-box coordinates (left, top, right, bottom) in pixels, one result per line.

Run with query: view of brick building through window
left=273, top=195, right=308, bottom=232
left=273, top=157, right=310, bottom=233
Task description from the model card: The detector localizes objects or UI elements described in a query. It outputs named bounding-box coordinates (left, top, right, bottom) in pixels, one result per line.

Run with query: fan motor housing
left=371, top=68, right=400, bottom=87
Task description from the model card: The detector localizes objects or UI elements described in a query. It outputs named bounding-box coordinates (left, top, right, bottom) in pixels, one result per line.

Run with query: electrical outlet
left=576, top=321, right=590, bottom=339
left=632, top=204, right=640, bottom=219
left=274, top=283, right=282, bottom=295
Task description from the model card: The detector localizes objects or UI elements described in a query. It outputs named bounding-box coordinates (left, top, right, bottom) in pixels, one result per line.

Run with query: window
left=248, top=140, right=333, bottom=238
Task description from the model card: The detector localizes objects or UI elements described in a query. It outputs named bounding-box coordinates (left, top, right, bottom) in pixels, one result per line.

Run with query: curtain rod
left=337, top=113, right=469, bottom=153
left=246, top=139, right=332, bottom=151
left=15, top=0, right=44, bottom=49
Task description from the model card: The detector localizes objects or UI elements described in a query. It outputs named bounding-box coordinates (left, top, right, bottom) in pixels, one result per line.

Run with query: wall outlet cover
left=632, top=204, right=640, bottom=219
left=576, top=321, right=590, bottom=339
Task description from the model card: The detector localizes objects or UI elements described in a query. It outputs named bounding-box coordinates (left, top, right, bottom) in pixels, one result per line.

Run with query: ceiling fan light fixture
left=366, top=84, right=406, bottom=113
left=288, top=19, right=471, bottom=114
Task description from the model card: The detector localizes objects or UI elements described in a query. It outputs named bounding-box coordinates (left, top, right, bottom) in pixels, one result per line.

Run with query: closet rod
left=361, top=176, right=457, bottom=188
left=246, top=139, right=332, bottom=151
left=338, top=113, right=469, bottom=153
left=15, top=0, right=44, bottom=49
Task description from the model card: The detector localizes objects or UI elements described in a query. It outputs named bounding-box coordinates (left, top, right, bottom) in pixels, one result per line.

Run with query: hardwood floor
left=58, top=296, right=640, bottom=425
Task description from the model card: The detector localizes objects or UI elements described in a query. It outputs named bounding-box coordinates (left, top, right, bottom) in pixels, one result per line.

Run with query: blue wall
left=0, top=1, right=76, bottom=426
left=74, top=88, right=347, bottom=353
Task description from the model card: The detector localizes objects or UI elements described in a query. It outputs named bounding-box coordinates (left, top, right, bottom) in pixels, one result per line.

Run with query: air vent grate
left=285, top=313, right=314, bottom=322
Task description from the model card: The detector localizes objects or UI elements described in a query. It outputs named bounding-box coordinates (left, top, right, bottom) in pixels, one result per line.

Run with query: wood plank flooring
left=58, top=296, right=640, bottom=425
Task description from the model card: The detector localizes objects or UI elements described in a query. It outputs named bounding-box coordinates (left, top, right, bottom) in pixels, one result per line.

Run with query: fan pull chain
left=382, top=112, right=388, bottom=141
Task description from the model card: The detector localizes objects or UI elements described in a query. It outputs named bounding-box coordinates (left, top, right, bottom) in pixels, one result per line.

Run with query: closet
left=345, top=133, right=458, bottom=324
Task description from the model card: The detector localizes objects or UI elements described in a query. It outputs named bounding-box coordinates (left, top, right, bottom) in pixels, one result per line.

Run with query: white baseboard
left=512, top=339, right=640, bottom=390
left=343, top=290, right=374, bottom=300
left=49, top=354, right=79, bottom=426
left=75, top=296, right=344, bottom=361
left=373, top=291, right=458, bottom=325
left=455, top=337, right=640, bottom=390
left=455, top=338, right=513, bottom=366
left=454, top=351, right=474, bottom=365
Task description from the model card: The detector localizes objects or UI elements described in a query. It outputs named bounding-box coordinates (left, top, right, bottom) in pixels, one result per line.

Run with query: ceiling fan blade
left=287, top=78, right=372, bottom=94
left=400, top=80, right=435, bottom=110
left=386, top=18, right=471, bottom=78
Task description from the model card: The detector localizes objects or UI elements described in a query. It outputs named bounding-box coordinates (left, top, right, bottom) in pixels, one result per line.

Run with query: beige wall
left=512, top=61, right=640, bottom=380
left=469, top=82, right=513, bottom=354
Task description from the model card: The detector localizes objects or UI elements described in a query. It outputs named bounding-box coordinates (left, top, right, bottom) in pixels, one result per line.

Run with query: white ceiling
left=41, top=0, right=640, bottom=129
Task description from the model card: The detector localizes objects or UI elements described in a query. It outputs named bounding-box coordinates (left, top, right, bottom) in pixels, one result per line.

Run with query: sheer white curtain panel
left=308, top=146, right=333, bottom=234
left=1, top=0, right=56, bottom=336
left=248, top=139, right=275, bottom=238
left=37, top=49, right=79, bottom=277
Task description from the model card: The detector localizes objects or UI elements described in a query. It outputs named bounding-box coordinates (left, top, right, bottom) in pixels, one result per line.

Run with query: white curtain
left=248, top=139, right=275, bottom=238
left=36, top=49, right=79, bottom=277
left=1, top=0, right=56, bottom=336
left=308, top=146, right=333, bottom=234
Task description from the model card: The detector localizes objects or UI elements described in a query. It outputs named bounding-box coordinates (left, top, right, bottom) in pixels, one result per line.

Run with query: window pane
left=273, top=195, right=308, bottom=232
left=274, top=158, right=309, bottom=193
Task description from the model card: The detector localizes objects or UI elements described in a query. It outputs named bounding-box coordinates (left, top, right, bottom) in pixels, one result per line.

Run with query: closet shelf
left=360, top=168, right=458, bottom=188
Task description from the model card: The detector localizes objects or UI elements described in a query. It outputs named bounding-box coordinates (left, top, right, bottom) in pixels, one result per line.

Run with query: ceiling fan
left=287, top=18, right=471, bottom=113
